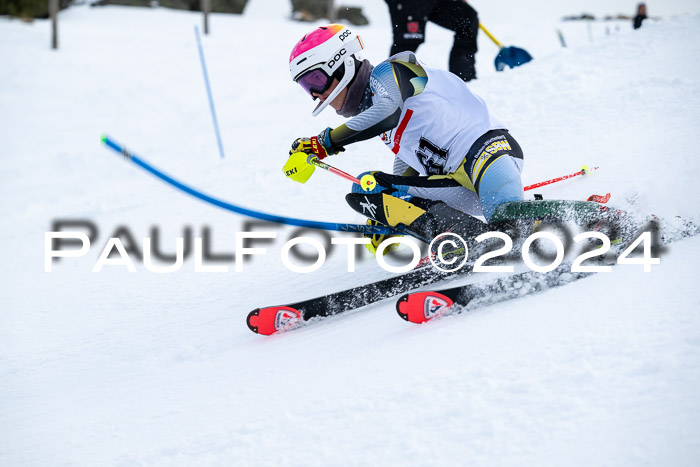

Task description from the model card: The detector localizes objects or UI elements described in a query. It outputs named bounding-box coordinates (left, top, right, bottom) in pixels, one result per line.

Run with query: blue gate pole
left=194, top=25, right=226, bottom=159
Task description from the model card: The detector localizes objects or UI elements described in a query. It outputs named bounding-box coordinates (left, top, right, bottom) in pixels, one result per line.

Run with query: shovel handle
left=479, top=23, right=504, bottom=49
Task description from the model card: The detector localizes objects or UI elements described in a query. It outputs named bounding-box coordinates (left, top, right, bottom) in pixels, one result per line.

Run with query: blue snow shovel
left=479, top=23, right=533, bottom=71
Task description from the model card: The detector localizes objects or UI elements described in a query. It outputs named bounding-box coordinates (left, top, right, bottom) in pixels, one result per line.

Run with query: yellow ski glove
left=289, top=128, right=345, bottom=160
left=290, top=136, right=329, bottom=159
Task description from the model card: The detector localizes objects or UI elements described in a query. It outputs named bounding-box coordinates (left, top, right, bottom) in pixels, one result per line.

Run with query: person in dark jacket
left=384, top=0, right=479, bottom=82
left=633, top=3, right=648, bottom=29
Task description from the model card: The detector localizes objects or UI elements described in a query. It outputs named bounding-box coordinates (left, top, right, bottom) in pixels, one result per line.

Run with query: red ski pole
left=524, top=165, right=598, bottom=191
left=311, top=158, right=597, bottom=195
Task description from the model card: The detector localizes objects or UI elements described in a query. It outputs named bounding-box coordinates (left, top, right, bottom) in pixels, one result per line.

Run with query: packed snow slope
left=2, top=1, right=700, bottom=466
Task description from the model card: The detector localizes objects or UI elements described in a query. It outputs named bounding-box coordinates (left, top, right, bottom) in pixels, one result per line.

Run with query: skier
left=283, top=24, right=525, bottom=253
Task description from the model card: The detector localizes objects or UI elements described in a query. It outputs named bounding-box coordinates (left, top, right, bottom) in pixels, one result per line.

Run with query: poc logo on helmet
left=338, top=30, right=351, bottom=41
left=327, top=48, right=347, bottom=68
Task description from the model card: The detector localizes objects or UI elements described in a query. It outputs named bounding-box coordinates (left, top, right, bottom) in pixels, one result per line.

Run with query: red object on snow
left=396, top=291, right=454, bottom=324
left=247, top=306, right=303, bottom=335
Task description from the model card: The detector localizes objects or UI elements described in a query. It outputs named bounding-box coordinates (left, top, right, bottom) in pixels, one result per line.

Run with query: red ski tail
left=396, top=291, right=454, bottom=324
left=587, top=192, right=611, bottom=204
left=246, top=306, right=303, bottom=335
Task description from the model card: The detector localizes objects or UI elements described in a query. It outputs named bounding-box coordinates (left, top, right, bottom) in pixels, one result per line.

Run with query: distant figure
left=633, top=3, right=648, bottom=29
left=384, top=0, right=479, bottom=82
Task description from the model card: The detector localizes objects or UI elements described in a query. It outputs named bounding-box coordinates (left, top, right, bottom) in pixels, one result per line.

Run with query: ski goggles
left=296, top=68, right=335, bottom=99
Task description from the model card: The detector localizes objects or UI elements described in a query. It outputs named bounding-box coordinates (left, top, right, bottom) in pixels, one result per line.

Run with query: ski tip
left=246, top=306, right=303, bottom=335
left=100, top=134, right=107, bottom=145
left=396, top=291, right=454, bottom=324
left=396, top=295, right=411, bottom=321
left=246, top=308, right=261, bottom=334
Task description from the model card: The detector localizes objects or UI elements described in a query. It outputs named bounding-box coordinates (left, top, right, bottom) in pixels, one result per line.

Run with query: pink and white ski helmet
left=289, top=24, right=364, bottom=116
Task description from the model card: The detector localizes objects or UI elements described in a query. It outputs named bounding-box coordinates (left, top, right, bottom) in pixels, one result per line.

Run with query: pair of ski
left=246, top=259, right=462, bottom=335
left=245, top=201, right=696, bottom=336
left=245, top=199, right=616, bottom=335
left=245, top=260, right=595, bottom=335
